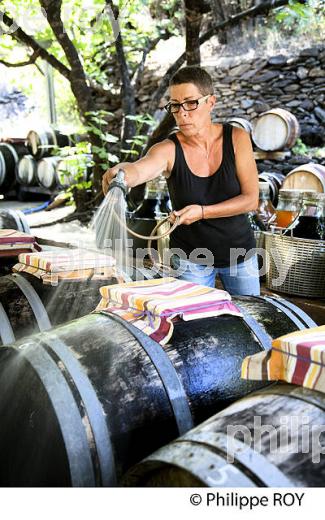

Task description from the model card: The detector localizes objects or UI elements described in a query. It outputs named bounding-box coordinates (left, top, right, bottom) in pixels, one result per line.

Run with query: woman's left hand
left=169, top=204, right=203, bottom=226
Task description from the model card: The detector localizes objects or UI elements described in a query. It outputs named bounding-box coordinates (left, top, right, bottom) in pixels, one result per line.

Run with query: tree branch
left=0, top=10, right=71, bottom=80
left=0, top=49, right=41, bottom=68
left=148, top=0, right=295, bottom=113
left=131, top=30, right=171, bottom=88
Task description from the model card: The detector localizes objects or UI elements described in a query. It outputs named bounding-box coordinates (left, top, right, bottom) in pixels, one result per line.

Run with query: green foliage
left=292, top=137, right=310, bottom=156
left=84, top=110, right=120, bottom=170
left=292, top=138, right=325, bottom=160
left=274, top=0, right=325, bottom=34
left=121, top=113, right=156, bottom=156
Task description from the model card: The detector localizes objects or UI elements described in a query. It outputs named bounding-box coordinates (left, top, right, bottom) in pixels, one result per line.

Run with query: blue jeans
left=171, top=254, right=260, bottom=295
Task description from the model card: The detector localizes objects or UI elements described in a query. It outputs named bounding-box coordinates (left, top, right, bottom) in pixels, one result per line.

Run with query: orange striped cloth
left=242, top=326, right=325, bottom=393
left=0, top=229, right=41, bottom=257
left=96, top=277, right=242, bottom=345
left=13, top=249, right=118, bottom=286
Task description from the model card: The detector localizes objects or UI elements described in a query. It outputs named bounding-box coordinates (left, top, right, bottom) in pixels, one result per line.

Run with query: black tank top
left=166, top=124, right=255, bottom=267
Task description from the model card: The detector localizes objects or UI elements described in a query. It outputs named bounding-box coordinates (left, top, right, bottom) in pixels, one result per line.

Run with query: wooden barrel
left=0, top=143, right=20, bottom=191
left=0, top=265, right=157, bottom=346
left=124, top=383, right=325, bottom=487
left=26, top=129, right=72, bottom=159
left=258, top=172, right=285, bottom=206
left=0, top=209, right=30, bottom=233
left=0, top=295, right=316, bottom=486
left=252, top=109, right=300, bottom=151
left=226, top=118, right=253, bottom=134
left=36, top=156, right=61, bottom=189
left=282, top=163, right=325, bottom=193
left=16, top=155, right=38, bottom=186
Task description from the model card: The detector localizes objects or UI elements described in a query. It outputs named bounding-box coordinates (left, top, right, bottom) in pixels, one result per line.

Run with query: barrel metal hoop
left=100, top=311, right=194, bottom=435
left=6, top=209, right=22, bottom=232
left=15, top=209, right=30, bottom=234
left=268, top=296, right=317, bottom=328
left=259, top=295, right=311, bottom=330
left=21, top=341, right=96, bottom=486
left=41, top=332, right=117, bottom=486
left=136, top=440, right=256, bottom=487
left=183, top=431, right=293, bottom=487
left=11, top=274, right=51, bottom=331
left=253, top=384, right=325, bottom=413
left=1, top=143, right=19, bottom=163
left=0, top=302, right=15, bottom=345
left=235, top=304, right=272, bottom=351
left=0, top=152, right=6, bottom=184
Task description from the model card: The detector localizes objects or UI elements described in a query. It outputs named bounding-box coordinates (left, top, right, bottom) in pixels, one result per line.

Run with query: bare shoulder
left=231, top=126, right=252, bottom=152
left=146, top=138, right=176, bottom=176
left=146, top=138, right=175, bottom=156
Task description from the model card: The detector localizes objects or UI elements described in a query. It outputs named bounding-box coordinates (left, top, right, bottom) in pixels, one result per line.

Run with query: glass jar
left=285, top=192, right=325, bottom=240
left=248, top=182, right=275, bottom=231
left=274, top=189, right=303, bottom=228
left=256, top=182, right=276, bottom=228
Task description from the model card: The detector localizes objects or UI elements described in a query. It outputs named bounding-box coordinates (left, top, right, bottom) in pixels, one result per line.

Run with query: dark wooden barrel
left=0, top=143, right=20, bottom=191
left=16, top=155, right=38, bottom=186
left=258, top=171, right=285, bottom=206
left=282, top=163, right=325, bottom=193
left=0, top=295, right=316, bottom=486
left=226, top=117, right=252, bottom=134
left=26, top=129, right=72, bottom=159
left=124, top=383, right=325, bottom=487
left=252, top=108, right=300, bottom=151
left=0, top=265, right=160, bottom=346
left=0, top=209, right=30, bottom=233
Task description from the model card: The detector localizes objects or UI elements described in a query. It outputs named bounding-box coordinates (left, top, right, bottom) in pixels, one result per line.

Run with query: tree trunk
left=184, top=0, right=204, bottom=65
left=105, top=1, right=137, bottom=159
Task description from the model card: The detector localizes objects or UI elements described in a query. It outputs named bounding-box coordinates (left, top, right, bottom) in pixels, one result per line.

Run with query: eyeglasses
left=164, top=94, right=212, bottom=114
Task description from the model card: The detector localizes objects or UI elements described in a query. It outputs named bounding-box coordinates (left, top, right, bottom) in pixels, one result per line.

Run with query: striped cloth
left=96, top=277, right=242, bottom=345
left=0, top=229, right=41, bottom=257
left=13, top=249, right=119, bottom=286
left=242, top=326, right=325, bottom=394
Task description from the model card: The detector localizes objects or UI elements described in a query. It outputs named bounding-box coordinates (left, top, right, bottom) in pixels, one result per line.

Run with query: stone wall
left=208, top=45, right=325, bottom=148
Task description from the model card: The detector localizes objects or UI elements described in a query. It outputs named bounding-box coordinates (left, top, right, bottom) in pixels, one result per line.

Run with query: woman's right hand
left=102, top=166, right=122, bottom=195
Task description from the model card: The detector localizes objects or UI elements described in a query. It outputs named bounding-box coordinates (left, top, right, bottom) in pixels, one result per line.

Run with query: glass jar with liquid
left=285, top=192, right=325, bottom=240
left=274, top=189, right=303, bottom=228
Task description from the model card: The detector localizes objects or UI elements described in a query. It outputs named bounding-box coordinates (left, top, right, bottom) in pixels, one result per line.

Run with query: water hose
left=108, top=169, right=179, bottom=272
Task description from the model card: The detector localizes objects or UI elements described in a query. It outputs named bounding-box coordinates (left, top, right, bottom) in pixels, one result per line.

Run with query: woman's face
left=169, top=83, right=215, bottom=137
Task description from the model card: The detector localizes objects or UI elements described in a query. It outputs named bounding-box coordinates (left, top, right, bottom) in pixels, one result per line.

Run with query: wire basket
left=265, top=232, right=325, bottom=298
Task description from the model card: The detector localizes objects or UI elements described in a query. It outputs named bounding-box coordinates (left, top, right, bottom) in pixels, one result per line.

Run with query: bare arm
left=171, top=128, right=259, bottom=225
left=102, top=140, right=174, bottom=194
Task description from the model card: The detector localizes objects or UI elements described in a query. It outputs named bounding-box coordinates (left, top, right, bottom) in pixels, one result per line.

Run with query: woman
left=102, top=66, right=260, bottom=295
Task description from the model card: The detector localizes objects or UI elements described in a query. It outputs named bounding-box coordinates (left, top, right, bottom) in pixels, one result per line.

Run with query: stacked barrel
left=0, top=128, right=90, bottom=196
left=227, top=109, right=325, bottom=298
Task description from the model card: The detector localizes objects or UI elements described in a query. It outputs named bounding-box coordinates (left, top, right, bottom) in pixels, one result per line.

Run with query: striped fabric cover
left=13, top=249, right=118, bottom=286
left=242, top=326, right=325, bottom=394
left=0, top=229, right=40, bottom=257
left=18, top=249, right=115, bottom=272
left=13, top=263, right=119, bottom=286
left=96, top=277, right=242, bottom=345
